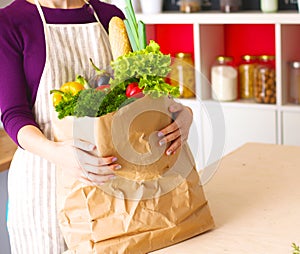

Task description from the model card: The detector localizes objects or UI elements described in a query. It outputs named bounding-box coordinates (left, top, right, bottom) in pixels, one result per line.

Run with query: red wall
left=147, top=24, right=194, bottom=57
left=149, top=24, right=275, bottom=63
left=224, top=24, right=275, bottom=64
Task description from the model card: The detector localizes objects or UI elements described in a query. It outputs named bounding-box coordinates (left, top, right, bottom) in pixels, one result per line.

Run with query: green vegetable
left=75, top=75, right=90, bottom=89
left=292, top=243, right=300, bottom=254
left=124, top=19, right=139, bottom=52
left=54, top=92, right=79, bottom=119
left=54, top=87, right=137, bottom=119
left=124, top=0, right=147, bottom=51
left=110, top=40, right=179, bottom=98
left=52, top=0, right=179, bottom=119
left=138, top=20, right=147, bottom=50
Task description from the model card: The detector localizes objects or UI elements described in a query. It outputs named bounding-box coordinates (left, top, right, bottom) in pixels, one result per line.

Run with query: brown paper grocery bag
left=53, top=95, right=214, bottom=254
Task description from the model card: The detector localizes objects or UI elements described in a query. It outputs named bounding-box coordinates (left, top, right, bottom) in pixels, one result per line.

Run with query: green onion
left=124, top=6, right=139, bottom=50
left=125, top=0, right=138, bottom=29
left=138, top=20, right=147, bottom=50
left=124, top=0, right=147, bottom=51
left=124, top=19, right=139, bottom=51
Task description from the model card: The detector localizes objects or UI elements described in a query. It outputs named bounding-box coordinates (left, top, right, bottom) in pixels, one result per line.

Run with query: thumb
left=73, top=139, right=96, bottom=152
left=169, top=103, right=183, bottom=113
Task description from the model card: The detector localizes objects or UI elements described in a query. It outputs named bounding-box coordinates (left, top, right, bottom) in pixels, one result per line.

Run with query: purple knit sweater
left=0, top=0, right=124, bottom=145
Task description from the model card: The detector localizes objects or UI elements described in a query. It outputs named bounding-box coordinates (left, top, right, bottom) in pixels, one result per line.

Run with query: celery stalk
left=124, top=6, right=139, bottom=50
left=138, top=20, right=147, bottom=50
left=124, top=19, right=139, bottom=51
left=125, top=0, right=138, bottom=29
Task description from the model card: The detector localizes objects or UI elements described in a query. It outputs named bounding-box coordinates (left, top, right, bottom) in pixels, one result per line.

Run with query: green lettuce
left=110, top=40, right=179, bottom=98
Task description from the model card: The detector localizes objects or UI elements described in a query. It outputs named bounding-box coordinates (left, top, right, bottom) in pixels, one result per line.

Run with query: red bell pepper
left=126, top=82, right=144, bottom=98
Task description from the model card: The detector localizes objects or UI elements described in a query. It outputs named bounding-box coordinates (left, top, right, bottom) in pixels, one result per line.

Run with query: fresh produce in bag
left=52, top=0, right=214, bottom=253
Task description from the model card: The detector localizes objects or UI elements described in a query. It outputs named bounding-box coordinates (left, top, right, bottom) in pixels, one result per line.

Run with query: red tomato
left=126, top=82, right=144, bottom=98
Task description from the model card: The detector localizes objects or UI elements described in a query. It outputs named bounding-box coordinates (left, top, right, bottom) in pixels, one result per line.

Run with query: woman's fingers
left=73, top=139, right=96, bottom=152
left=169, top=102, right=184, bottom=113
left=82, top=162, right=121, bottom=175
left=77, top=150, right=118, bottom=167
left=159, top=127, right=181, bottom=146
left=158, top=103, right=193, bottom=155
left=70, top=139, right=122, bottom=184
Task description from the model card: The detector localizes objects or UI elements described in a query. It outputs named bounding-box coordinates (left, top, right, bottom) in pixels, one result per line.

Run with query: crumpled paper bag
left=53, top=95, right=214, bottom=254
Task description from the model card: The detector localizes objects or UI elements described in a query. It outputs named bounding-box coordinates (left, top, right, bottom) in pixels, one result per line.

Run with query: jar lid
left=242, top=55, right=257, bottom=61
left=259, top=55, right=275, bottom=61
left=217, top=56, right=233, bottom=63
left=289, top=61, right=300, bottom=69
left=175, top=52, right=192, bottom=58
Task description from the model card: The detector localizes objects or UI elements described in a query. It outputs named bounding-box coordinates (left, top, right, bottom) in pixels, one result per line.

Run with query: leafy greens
left=54, top=41, right=179, bottom=119
left=55, top=87, right=136, bottom=119
left=110, top=40, right=180, bottom=98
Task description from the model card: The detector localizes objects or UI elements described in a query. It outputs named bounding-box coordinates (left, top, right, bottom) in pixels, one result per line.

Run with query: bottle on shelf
left=288, top=61, right=300, bottom=104
left=238, top=55, right=257, bottom=100
left=178, top=0, right=201, bottom=13
left=170, top=52, right=196, bottom=98
left=254, top=55, right=276, bottom=104
left=163, top=0, right=180, bottom=11
left=140, top=0, right=163, bottom=14
left=220, top=0, right=241, bottom=13
left=260, top=0, right=278, bottom=13
left=211, top=56, right=238, bottom=102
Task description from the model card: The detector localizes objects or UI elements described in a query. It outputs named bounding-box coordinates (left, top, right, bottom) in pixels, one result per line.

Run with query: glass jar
left=260, top=0, right=278, bottom=13
left=254, top=55, right=276, bottom=104
left=163, top=0, right=180, bottom=11
left=220, top=0, right=241, bottom=13
left=178, top=0, right=201, bottom=13
left=238, top=55, right=257, bottom=99
left=211, top=56, right=238, bottom=101
left=288, top=61, right=300, bottom=104
left=170, top=53, right=196, bottom=98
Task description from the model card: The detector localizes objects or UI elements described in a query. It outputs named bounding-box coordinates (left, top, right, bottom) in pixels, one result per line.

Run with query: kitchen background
left=1, top=0, right=300, bottom=253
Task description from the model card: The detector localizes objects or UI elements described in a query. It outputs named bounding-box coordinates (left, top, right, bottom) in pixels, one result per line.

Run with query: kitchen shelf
left=202, top=99, right=278, bottom=110
left=281, top=104, right=300, bottom=112
left=136, top=11, right=300, bottom=169
left=137, top=11, right=300, bottom=24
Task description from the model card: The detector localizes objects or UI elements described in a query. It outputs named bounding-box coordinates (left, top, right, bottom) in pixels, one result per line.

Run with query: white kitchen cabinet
left=136, top=11, right=300, bottom=169
left=177, top=99, right=204, bottom=171
left=202, top=102, right=277, bottom=163
left=282, top=110, right=300, bottom=146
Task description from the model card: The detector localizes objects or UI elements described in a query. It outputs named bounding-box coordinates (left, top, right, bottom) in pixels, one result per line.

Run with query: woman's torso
left=0, top=0, right=124, bottom=144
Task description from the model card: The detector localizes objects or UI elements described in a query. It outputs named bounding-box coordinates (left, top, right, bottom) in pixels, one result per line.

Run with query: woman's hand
left=18, top=125, right=120, bottom=185
left=158, top=102, right=193, bottom=156
left=54, top=139, right=121, bottom=185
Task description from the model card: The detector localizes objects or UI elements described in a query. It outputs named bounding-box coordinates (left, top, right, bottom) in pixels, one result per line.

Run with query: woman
left=0, top=0, right=193, bottom=253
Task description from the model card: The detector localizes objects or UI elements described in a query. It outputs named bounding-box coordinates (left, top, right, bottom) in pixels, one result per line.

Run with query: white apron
left=7, top=1, right=113, bottom=253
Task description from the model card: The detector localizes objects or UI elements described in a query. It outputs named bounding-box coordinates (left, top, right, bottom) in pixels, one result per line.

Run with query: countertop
left=0, top=129, right=17, bottom=172
left=151, top=143, right=300, bottom=254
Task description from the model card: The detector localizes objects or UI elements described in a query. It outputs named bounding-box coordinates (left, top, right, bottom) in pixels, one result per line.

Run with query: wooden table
left=152, top=143, right=300, bottom=254
left=0, top=129, right=17, bottom=172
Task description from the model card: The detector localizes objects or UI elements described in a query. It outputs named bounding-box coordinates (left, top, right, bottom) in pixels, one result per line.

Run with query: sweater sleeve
left=0, top=11, right=40, bottom=146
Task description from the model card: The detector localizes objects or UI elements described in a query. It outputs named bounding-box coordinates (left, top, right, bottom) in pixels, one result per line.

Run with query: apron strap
left=84, top=0, right=101, bottom=24
left=34, top=0, right=47, bottom=25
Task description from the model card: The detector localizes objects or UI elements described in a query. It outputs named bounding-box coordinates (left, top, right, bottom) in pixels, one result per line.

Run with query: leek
left=124, top=0, right=147, bottom=51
